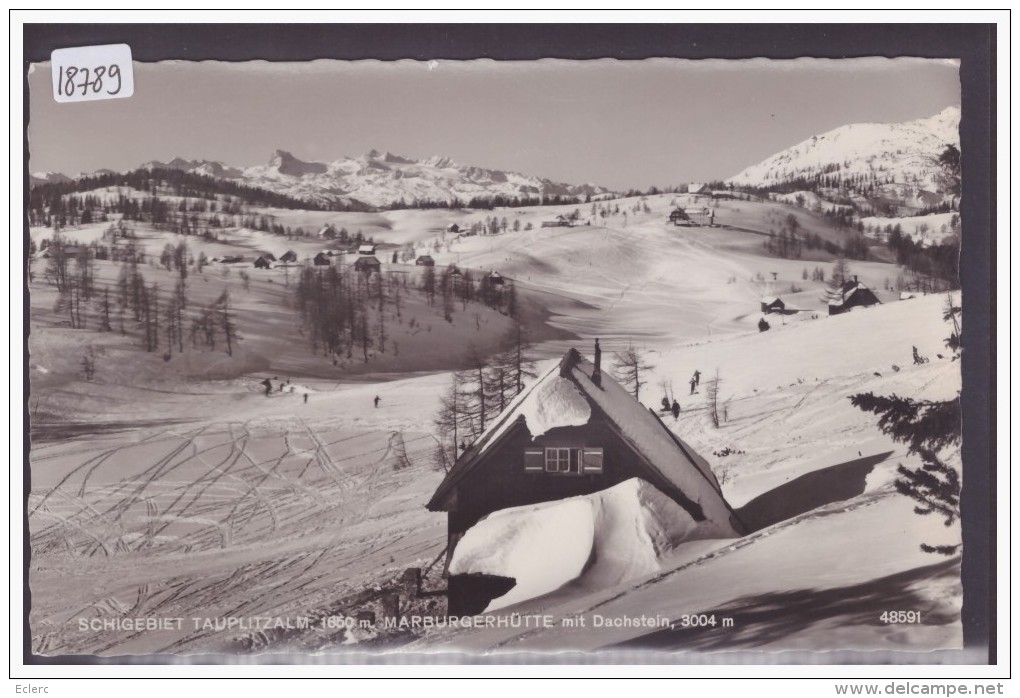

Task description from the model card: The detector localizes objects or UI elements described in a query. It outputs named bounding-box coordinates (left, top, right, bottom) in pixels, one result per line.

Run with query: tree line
left=293, top=262, right=520, bottom=367
left=29, top=167, right=342, bottom=215
left=432, top=323, right=536, bottom=471
left=40, top=232, right=240, bottom=372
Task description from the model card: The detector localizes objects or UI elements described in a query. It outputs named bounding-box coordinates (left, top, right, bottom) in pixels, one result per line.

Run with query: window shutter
left=582, top=447, right=604, bottom=474
left=524, top=448, right=544, bottom=472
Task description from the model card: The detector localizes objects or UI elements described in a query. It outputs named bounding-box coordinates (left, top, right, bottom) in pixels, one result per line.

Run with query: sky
left=27, top=57, right=960, bottom=192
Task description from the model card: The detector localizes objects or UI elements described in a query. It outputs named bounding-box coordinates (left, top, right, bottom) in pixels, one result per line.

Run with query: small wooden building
left=353, top=255, right=381, bottom=273
left=486, top=270, right=505, bottom=286
left=253, top=256, right=272, bottom=269
left=279, top=250, right=298, bottom=263
left=829, top=277, right=881, bottom=316
left=541, top=214, right=573, bottom=228
left=760, top=296, right=785, bottom=314
left=416, top=255, right=436, bottom=267
left=313, top=252, right=331, bottom=266
left=427, top=345, right=745, bottom=615
left=686, top=207, right=715, bottom=227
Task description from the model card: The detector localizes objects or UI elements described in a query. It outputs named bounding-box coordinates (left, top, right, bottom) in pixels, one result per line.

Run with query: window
left=545, top=447, right=573, bottom=474
left=524, top=447, right=604, bottom=475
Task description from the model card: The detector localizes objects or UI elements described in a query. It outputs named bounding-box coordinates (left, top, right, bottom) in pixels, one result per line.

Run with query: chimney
left=592, top=339, right=602, bottom=387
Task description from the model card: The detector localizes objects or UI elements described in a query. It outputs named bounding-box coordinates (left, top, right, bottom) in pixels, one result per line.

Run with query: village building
left=353, top=255, right=381, bottom=273
left=541, top=214, right=573, bottom=228
left=427, top=344, right=745, bottom=614
left=686, top=207, right=715, bottom=226
left=279, top=250, right=298, bottom=263
left=486, top=270, right=505, bottom=286
left=669, top=207, right=715, bottom=227
left=447, top=223, right=460, bottom=234
left=829, top=276, right=881, bottom=316
left=313, top=252, right=331, bottom=266
left=253, top=256, right=272, bottom=270
left=416, top=255, right=436, bottom=267
left=760, top=296, right=785, bottom=314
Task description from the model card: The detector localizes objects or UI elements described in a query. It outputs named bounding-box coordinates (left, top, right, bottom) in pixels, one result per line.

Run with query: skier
left=672, top=400, right=681, bottom=420
left=689, top=377, right=697, bottom=395
left=693, top=369, right=701, bottom=386
left=374, top=395, right=381, bottom=408
left=303, top=393, right=309, bottom=404
left=261, top=378, right=272, bottom=397
left=661, top=396, right=671, bottom=411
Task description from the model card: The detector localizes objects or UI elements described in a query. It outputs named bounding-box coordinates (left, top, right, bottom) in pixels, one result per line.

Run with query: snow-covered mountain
left=129, top=149, right=614, bottom=209
left=30, top=171, right=72, bottom=186
left=140, top=157, right=245, bottom=180
left=727, top=107, right=960, bottom=212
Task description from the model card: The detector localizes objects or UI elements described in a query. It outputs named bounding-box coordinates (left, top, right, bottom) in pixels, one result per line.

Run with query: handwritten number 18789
left=58, top=64, right=122, bottom=97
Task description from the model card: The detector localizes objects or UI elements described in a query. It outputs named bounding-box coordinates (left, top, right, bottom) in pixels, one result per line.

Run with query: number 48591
left=880, top=611, right=922, bottom=624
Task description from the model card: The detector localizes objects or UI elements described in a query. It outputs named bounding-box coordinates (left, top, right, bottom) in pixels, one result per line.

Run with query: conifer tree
left=849, top=392, right=961, bottom=555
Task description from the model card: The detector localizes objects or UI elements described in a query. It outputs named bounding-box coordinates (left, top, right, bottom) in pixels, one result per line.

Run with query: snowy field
left=27, top=194, right=963, bottom=656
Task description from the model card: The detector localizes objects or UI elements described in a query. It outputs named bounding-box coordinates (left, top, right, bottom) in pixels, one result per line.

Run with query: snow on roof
left=518, top=375, right=591, bottom=439
left=474, top=361, right=561, bottom=456
left=830, top=283, right=876, bottom=307
left=761, top=296, right=781, bottom=305
left=565, top=352, right=737, bottom=533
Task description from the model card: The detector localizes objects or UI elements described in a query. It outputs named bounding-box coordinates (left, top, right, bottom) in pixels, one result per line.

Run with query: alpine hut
left=760, top=296, right=785, bottom=314
left=353, top=255, right=381, bottom=273
left=427, top=343, right=745, bottom=614
left=829, top=276, right=881, bottom=316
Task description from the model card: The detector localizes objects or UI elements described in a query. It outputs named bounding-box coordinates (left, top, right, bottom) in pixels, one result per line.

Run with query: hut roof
left=426, top=348, right=742, bottom=535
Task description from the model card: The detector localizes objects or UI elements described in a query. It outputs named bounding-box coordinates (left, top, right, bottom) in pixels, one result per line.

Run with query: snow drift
left=448, top=478, right=732, bottom=612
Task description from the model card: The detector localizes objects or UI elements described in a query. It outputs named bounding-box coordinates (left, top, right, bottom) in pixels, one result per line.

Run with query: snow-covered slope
left=727, top=107, right=960, bottom=205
